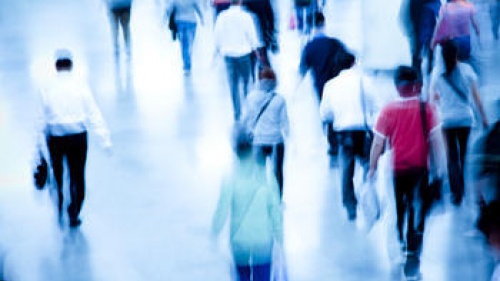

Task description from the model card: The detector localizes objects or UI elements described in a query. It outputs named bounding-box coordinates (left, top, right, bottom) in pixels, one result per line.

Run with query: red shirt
left=374, top=97, right=439, bottom=172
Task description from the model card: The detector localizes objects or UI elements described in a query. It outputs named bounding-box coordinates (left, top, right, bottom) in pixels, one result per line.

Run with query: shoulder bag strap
left=419, top=99, right=429, bottom=143
left=442, top=72, right=468, bottom=103
left=252, top=93, right=275, bottom=130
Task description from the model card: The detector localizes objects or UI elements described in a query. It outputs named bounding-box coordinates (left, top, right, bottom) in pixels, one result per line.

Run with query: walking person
left=293, top=0, right=317, bottom=35
left=320, top=52, right=375, bottom=220
left=369, top=66, right=444, bottom=280
left=299, top=11, right=348, bottom=157
left=431, top=0, right=480, bottom=63
left=38, top=50, right=112, bottom=228
left=242, top=68, right=289, bottom=199
left=430, top=40, right=488, bottom=206
left=165, top=0, right=204, bottom=75
left=214, top=0, right=261, bottom=121
left=106, top=0, right=133, bottom=58
left=211, top=131, right=283, bottom=281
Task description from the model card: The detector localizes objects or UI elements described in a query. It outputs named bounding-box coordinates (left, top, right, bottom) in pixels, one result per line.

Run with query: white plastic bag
left=359, top=179, right=381, bottom=231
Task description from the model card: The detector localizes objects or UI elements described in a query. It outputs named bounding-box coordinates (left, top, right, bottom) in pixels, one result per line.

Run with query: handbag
left=167, top=6, right=177, bottom=41
left=34, top=150, right=48, bottom=190
left=359, top=179, right=380, bottom=231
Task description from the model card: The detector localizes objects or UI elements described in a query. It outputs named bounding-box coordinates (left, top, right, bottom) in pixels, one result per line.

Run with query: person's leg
left=339, top=131, right=357, bottom=219
left=225, top=57, right=241, bottom=120
left=235, top=264, right=251, bottom=281
left=393, top=172, right=410, bottom=247
left=118, top=7, right=132, bottom=56
left=238, top=54, right=252, bottom=99
left=326, top=122, right=339, bottom=157
left=176, top=21, right=196, bottom=72
left=47, top=135, right=65, bottom=218
left=66, top=132, right=88, bottom=226
left=456, top=126, right=471, bottom=202
left=444, top=128, right=463, bottom=205
left=252, top=263, right=272, bottom=281
left=109, top=8, right=121, bottom=56
left=273, top=143, right=285, bottom=198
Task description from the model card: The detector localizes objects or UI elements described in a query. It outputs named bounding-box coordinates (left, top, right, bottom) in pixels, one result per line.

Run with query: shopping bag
left=33, top=151, right=48, bottom=190
left=272, top=244, right=288, bottom=281
left=359, top=179, right=380, bottom=231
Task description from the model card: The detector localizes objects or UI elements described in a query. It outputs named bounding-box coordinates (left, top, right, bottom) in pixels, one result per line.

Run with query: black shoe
left=69, top=218, right=82, bottom=228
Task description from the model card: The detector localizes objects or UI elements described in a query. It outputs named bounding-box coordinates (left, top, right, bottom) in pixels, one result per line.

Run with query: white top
left=171, top=0, right=201, bottom=23
left=492, top=263, right=500, bottom=281
left=213, top=5, right=261, bottom=57
left=39, top=72, right=111, bottom=148
left=242, top=88, right=289, bottom=145
left=320, top=66, right=375, bottom=131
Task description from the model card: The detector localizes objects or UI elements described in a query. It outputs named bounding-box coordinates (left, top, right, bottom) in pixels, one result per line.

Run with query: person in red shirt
left=368, top=66, right=444, bottom=280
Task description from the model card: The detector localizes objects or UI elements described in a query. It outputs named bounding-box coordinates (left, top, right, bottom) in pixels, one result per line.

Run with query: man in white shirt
left=40, top=49, right=112, bottom=228
left=319, top=52, right=375, bottom=220
left=214, top=0, right=261, bottom=120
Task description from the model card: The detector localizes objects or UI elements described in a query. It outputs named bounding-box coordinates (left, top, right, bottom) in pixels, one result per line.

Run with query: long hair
left=442, top=40, right=458, bottom=76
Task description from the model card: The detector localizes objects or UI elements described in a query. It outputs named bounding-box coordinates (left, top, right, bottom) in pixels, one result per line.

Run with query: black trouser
left=326, top=122, right=339, bottom=156
left=110, top=6, right=131, bottom=55
left=393, top=168, right=428, bottom=255
left=256, top=143, right=285, bottom=198
left=443, top=127, right=470, bottom=205
left=47, top=132, right=88, bottom=221
left=339, top=130, right=370, bottom=214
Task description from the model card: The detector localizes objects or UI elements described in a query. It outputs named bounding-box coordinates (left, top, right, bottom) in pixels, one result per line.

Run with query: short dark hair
left=55, top=58, right=72, bottom=70
left=258, top=67, right=276, bottom=81
left=313, top=12, right=325, bottom=28
left=394, top=65, right=420, bottom=86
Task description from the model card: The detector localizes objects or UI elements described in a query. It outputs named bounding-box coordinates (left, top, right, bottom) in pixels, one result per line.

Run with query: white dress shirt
left=39, top=72, right=111, bottom=148
left=319, top=65, right=375, bottom=131
left=213, top=5, right=261, bottom=57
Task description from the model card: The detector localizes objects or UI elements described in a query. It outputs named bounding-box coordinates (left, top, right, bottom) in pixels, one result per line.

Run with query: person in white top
left=39, top=49, right=112, bottom=228
left=241, top=68, right=289, bottom=198
left=214, top=0, right=261, bottom=120
left=319, top=52, right=376, bottom=220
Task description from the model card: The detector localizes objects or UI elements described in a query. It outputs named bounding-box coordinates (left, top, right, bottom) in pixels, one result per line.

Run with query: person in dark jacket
left=106, top=0, right=133, bottom=58
left=299, top=11, right=347, bottom=157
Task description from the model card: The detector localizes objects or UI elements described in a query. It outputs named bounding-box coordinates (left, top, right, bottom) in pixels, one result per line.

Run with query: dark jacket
left=299, top=35, right=346, bottom=100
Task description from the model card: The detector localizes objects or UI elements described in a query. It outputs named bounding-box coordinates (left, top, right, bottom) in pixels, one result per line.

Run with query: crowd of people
left=31, top=0, right=500, bottom=280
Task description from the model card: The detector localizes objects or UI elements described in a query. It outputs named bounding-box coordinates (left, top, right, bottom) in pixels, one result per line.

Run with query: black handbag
left=34, top=151, right=48, bottom=190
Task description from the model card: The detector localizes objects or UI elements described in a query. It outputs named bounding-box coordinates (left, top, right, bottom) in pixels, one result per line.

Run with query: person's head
left=394, top=65, right=422, bottom=98
left=54, top=49, right=73, bottom=72
left=313, top=11, right=325, bottom=29
left=442, top=40, right=459, bottom=75
left=258, top=67, right=277, bottom=91
left=336, top=51, right=356, bottom=72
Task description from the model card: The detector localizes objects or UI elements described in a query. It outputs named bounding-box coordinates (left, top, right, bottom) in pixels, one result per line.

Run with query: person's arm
left=471, top=81, right=488, bottom=128
left=83, top=86, right=112, bottom=149
left=368, top=134, right=385, bottom=179
left=429, top=127, right=446, bottom=177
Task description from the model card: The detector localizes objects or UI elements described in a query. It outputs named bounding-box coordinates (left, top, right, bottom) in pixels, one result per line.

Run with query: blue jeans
left=236, top=263, right=271, bottom=281
left=224, top=54, right=252, bottom=120
left=176, top=21, right=197, bottom=71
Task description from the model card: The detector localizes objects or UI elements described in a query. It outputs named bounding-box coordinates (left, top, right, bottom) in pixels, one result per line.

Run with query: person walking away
left=320, top=52, right=375, bottom=220
left=166, top=0, right=204, bottom=75
left=431, top=0, right=480, bottom=65
left=38, top=49, right=112, bottom=228
left=400, top=0, right=441, bottom=76
left=211, top=131, right=283, bottom=281
left=214, top=0, right=261, bottom=121
left=369, top=66, right=444, bottom=280
left=299, top=11, right=348, bottom=158
left=430, top=40, right=488, bottom=206
left=241, top=68, right=289, bottom=199
left=106, top=0, right=133, bottom=58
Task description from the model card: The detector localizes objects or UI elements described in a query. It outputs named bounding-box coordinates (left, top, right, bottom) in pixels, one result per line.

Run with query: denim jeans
left=339, top=130, right=370, bottom=216
left=224, top=54, right=252, bottom=120
left=236, top=263, right=271, bottom=281
left=175, top=21, right=197, bottom=71
left=443, top=126, right=471, bottom=205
